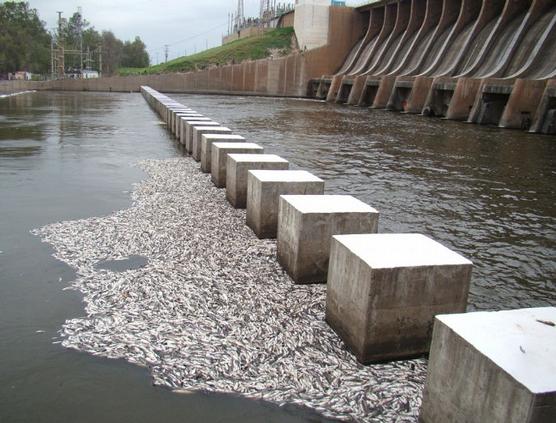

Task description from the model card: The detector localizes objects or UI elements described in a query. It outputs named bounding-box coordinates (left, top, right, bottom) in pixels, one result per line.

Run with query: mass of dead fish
left=32, top=158, right=427, bottom=422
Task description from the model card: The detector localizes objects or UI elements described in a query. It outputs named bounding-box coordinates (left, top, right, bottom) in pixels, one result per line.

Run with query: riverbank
left=118, top=28, right=295, bottom=76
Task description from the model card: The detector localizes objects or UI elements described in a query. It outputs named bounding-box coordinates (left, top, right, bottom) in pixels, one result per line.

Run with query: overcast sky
left=25, top=0, right=359, bottom=65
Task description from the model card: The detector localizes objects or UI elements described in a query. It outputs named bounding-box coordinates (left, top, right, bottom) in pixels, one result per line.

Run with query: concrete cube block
left=179, top=116, right=210, bottom=145
left=226, top=154, right=289, bottom=208
left=201, top=134, right=246, bottom=172
left=192, top=127, right=232, bottom=161
left=325, top=233, right=472, bottom=363
left=277, top=195, right=378, bottom=284
left=168, top=108, right=191, bottom=130
left=175, top=112, right=202, bottom=137
left=246, top=170, right=325, bottom=239
left=211, top=143, right=264, bottom=188
left=420, top=307, right=556, bottom=423
left=185, top=121, right=219, bottom=154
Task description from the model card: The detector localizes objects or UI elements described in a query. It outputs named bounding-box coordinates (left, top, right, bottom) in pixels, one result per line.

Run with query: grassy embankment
left=119, top=27, right=295, bottom=76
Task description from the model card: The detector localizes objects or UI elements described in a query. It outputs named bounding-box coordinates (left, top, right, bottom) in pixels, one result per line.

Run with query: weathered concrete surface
left=246, top=170, right=324, bottom=239
left=325, top=233, right=472, bottom=364
left=226, top=154, right=289, bottom=208
left=201, top=134, right=246, bottom=172
left=277, top=195, right=378, bottom=284
left=175, top=112, right=202, bottom=138
left=211, top=143, right=264, bottom=188
left=185, top=121, right=219, bottom=155
left=192, top=127, right=232, bottom=161
left=168, top=108, right=193, bottom=133
left=179, top=116, right=211, bottom=145
left=420, top=307, right=556, bottom=423
left=294, top=0, right=330, bottom=51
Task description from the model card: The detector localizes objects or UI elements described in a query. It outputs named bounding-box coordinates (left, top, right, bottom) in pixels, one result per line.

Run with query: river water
left=0, top=91, right=554, bottom=422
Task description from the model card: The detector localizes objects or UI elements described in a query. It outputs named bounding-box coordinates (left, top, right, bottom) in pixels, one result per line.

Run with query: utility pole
left=77, top=7, right=83, bottom=74
left=164, top=44, right=169, bottom=63
left=56, top=11, right=65, bottom=78
left=98, top=44, right=102, bottom=76
left=50, top=36, right=54, bottom=79
left=206, top=39, right=208, bottom=50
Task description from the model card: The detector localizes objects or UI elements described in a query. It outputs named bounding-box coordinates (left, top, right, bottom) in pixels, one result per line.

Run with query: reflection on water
left=174, top=93, right=556, bottom=311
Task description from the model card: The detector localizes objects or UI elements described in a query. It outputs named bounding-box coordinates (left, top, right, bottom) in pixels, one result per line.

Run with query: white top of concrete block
left=195, top=127, right=231, bottom=132
left=333, top=233, right=471, bottom=269
left=202, top=134, right=245, bottom=141
left=281, top=195, right=376, bottom=214
left=249, top=170, right=323, bottom=182
left=180, top=116, right=209, bottom=121
left=438, top=307, right=556, bottom=394
left=188, top=121, right=219, bottom=126
left=228, top=154, right=288, bottom=163
left=212, top=142, right=262, bottom=149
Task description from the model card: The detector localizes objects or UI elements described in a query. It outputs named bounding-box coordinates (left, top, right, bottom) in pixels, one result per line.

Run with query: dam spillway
left=316, top=0, right=556, bottom=133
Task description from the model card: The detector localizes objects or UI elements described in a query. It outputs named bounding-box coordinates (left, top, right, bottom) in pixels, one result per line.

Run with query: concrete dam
left=314, top=0, right=556, bottom=133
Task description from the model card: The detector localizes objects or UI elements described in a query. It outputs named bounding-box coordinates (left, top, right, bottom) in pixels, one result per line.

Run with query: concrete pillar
left=277, top=195, right=378, bottom=284
left=179, top=116, right=211, bottom=145
left=192, top=127, right=232, bottom=161
left=499, top=79, right=547, bottom=130
left=211, top=143, right=264, bottom=188
left=246, top=170, right=324, bottom=239
left=185, top=121, right=219, bottom=154
left=325, top=233, right=472, bottom=364
left=200, top=134, right=246, bottom=173
left=446, top=78, right=482, bottom=121
left=420, top=307, right=556, bottom=423
left=226, top=154, right=289, bottom=208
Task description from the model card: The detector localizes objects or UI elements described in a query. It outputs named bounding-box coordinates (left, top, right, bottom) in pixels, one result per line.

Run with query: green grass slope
left=119, top=27, right=295, bottom=76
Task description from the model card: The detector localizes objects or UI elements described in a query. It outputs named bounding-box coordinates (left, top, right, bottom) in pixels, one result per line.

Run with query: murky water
left=172, top=93, right=556, bottom=311
left=0, top=92, right=329, bottom=423
left=0, top=91, right=554, bottom=422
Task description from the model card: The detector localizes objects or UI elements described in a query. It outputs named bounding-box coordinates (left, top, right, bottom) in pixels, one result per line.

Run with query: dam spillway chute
left=313, top=0, right=556, bottom=134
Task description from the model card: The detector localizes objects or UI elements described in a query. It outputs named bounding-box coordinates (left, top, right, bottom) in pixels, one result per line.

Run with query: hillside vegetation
left=119, top=27, right=295, bottom=76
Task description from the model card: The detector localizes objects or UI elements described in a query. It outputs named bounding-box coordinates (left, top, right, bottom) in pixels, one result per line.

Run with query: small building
left=82, top=70, right=99, bottom=79
left=9, top=71, right=32, bottom=81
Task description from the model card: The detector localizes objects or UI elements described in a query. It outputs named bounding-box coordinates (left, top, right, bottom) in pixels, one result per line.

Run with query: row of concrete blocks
left=140, top=86, right=555, bottom=423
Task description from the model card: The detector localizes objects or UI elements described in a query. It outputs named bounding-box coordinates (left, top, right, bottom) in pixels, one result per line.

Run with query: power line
left=150, top=20, right=228, bottom=54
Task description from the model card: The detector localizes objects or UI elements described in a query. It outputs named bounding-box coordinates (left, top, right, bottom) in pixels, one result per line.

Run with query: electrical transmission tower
left=260, top=0, right=270, bottom=19
left=164, top=45, right=169, bottom=63
left=235, top=0, right=244, bottom=31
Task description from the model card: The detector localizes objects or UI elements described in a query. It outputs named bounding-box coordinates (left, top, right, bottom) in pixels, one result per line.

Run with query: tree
left=121, top=36, right=149, bottom=68
left=101, top=30, right=123, bottom=75
left=0, top=2, right=51, bottom=74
